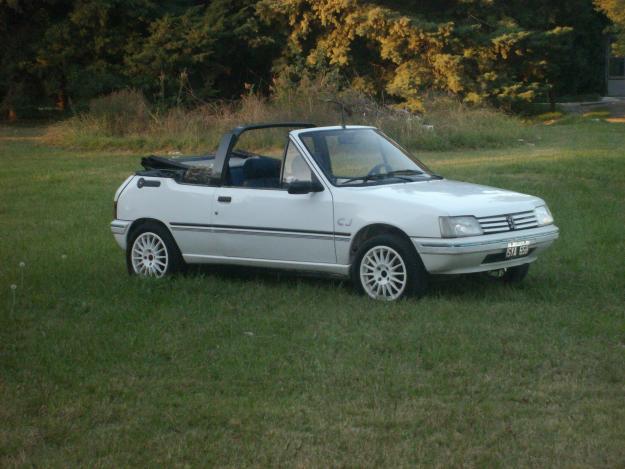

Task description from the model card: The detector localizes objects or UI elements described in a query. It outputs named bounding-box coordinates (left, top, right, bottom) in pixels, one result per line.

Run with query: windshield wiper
left=340, top=169, right=424, bottom=185
left=385, top=169, right=424, bottom=177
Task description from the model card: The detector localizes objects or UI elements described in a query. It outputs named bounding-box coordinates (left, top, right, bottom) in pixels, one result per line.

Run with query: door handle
left=217, top=196, right=232, bottom=203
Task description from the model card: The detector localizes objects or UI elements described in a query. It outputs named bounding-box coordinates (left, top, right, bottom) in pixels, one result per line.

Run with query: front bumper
left=110, top=219, right=132, bottom=250
left=412, top=225, right=559, bottom=274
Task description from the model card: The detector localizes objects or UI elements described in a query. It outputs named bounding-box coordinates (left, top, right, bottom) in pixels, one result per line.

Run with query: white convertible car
left=111, top=123, right=559, bottom=301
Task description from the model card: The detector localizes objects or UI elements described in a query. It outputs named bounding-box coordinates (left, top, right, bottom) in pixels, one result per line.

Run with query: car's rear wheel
left=352, top=234, right=428, bottom=301
left=127, top=222, right=183, bottom=277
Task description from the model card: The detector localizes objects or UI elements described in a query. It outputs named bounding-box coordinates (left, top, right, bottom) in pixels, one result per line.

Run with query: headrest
left=243, top=157, right=280, bottom=179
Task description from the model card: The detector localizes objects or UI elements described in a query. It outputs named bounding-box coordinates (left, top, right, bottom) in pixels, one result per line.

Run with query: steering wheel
left=367, top=163, right=392, bottom=177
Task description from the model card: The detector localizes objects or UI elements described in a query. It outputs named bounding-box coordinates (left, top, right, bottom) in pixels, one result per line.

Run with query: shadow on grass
left=184, top=263, right=509, bottom=299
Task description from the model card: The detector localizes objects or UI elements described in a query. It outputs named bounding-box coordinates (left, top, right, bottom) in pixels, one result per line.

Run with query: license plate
left=505, top=240, right=530, bottom=259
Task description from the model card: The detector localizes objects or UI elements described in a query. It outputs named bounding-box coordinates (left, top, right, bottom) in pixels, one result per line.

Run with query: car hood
left=346, top=179, right=545, bottom=217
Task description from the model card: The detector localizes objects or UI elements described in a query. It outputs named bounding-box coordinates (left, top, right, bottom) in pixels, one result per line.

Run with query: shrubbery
left=45, top=79, right=529, bottom=153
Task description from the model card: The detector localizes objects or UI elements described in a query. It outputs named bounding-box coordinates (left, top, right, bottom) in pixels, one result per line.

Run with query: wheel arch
left=125, top=218, right=185, bottom=276
left=348, top=223, right=419, bottom=264
left=127, top=218, right=175, bottom=246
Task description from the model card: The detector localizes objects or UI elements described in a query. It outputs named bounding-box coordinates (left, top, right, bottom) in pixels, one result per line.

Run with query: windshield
left=298, top=128, right=435, bottom=185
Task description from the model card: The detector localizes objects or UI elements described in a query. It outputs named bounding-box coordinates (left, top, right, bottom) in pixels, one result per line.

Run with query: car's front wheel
left=352, top=234, right=428, bottom=301
left=126, top=222, right=183, bottom=277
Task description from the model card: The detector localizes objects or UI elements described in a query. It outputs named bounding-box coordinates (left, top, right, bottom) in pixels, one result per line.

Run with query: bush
left=87, top=89, right=151, bottom=136
left=45, top=84, right=530, bottom=153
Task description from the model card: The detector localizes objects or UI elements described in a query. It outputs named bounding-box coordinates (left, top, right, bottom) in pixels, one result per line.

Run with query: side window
left=282, top=141, right=313, bottom=186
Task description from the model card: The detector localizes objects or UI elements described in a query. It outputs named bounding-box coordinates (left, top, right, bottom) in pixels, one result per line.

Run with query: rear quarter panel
left=116, top=176, right=216, bottom=255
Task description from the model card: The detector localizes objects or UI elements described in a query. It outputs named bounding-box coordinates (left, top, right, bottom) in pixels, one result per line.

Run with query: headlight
left=439, top=216, right=483, bottom=238
left=535, top=205, right=554, bottom=226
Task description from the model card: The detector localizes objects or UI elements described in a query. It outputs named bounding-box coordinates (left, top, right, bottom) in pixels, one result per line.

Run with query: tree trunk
left=56, top=90, right=67, bottom=111
left=548, top=89, right=556, bottom=113
left=56, top=75, right=68, bottom=111
left=8, top=107, right=17, bottom=121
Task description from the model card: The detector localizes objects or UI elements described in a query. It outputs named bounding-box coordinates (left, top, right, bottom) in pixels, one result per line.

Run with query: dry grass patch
left=43, top=89, right=529, bottom=153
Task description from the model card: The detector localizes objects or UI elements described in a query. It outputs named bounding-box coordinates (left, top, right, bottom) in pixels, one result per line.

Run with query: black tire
left=126, top=222, right=185, bottom=277
left=350, top=234, right=428, bottom=301
left=502, top=263, right=530, bottom=284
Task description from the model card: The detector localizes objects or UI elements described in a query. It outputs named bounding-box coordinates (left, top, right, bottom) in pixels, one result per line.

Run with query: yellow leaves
left=483, top=72, right=498, bottom=82
left=263, top=0, right=555, bottom=109
left=547, top=26, right=574, bottom=36
left=491, top=31, right=529, bottom=58
left=597, top=0, right=625, bottom=54
left=386, top=61, right=427, bottom=99
left=397, top=98, right=425, bottom=114
left=351, top=76, right=377, bottom=95
left=496, top=84, right=536, bottom=102
left=312, top=0, right=356, bottom=26
left=432, top=54, right=464, bottom=93
left=464, top=92, right=483, bottom=105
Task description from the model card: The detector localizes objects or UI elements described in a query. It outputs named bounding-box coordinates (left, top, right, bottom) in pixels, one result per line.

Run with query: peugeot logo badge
left=506, top=215, right=516, bottom=230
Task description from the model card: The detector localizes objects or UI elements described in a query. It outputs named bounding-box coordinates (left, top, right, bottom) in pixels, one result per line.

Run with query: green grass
left=1, top=121, right=624, bottom=466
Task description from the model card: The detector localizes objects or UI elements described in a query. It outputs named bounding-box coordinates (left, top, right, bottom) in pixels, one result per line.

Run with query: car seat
left=242, top=157, right=281, bottom=188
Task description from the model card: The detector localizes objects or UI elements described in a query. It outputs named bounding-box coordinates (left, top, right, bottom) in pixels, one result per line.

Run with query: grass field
left=1, top=121, right=624, bottom=466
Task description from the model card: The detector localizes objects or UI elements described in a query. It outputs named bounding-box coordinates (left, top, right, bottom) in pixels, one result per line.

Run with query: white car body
left=111, top=124, right=559, bottom=296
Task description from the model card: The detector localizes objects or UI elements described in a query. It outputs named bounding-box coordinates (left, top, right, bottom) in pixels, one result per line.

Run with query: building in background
left=607, top=41, right=625, bottom=96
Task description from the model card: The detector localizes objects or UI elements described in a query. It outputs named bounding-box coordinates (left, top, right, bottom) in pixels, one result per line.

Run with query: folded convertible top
left=140, top=155, right=190, bottom=171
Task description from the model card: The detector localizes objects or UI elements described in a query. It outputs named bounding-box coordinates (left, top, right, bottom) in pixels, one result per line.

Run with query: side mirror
left=288, top=180, right=324, bottom=194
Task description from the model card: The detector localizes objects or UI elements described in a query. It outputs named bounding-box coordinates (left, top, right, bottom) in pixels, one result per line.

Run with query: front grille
left=477, top=210, right=538, bottom=235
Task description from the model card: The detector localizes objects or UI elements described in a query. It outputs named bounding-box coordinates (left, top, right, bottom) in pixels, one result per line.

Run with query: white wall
left=608, top=79, right=625, bottom=96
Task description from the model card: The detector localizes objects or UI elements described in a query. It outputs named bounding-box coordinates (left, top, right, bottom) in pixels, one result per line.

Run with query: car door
left=165, top=179, right=219, bottom=258
left=211, top=139, right=336, bottom=264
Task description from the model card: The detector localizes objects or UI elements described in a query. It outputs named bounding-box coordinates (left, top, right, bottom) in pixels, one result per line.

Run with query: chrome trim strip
left=170, top=223, right=351, bottom=240
left=477, top=209, right=536, bottom=220
left=417, top=227, right=559, bottom=249
left=172, top=225, right=336, bottom=241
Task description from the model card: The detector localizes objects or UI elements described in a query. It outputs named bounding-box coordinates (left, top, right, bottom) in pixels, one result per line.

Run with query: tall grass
left=44, top=86, right=530, bottom=153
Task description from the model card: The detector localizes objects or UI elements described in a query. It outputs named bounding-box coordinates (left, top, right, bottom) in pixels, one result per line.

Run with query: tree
left=595, top=0, right=625, bottom=54
left=0, top=0, right=613, bottom=116
left=126, top=0, right=279, bottom=103
left=258, top=0, right=582, bottom=110
left=0, top=0, right=57, bottom=118
left=0, top=0, right=176, bottom=115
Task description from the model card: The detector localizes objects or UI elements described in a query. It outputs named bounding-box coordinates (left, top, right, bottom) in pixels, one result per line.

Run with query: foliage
left=0, top=0, right=615, bottom=118
left=125, top=0, right=279, bottom=104
left=594, top=0, right=625, bottom=54
left=0, top=0, right=276, bottom=116
left=44, top=84, right=530, bottom=152
left=87, top=89, right=151, bottom=136
left=258, top=0, right=607, bottom=110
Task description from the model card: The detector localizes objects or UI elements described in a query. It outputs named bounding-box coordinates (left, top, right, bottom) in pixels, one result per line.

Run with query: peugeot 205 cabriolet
left=111, top=122, right=559, bottom=301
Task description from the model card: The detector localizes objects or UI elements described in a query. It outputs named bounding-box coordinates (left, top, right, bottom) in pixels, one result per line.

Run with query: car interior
left=141, top=125, right=319, bottom=189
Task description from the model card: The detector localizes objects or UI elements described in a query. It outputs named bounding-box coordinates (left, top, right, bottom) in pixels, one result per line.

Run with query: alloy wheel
left=359, top=245, right=407, bottom=300
left=131, top=232, right=169, bottom=277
